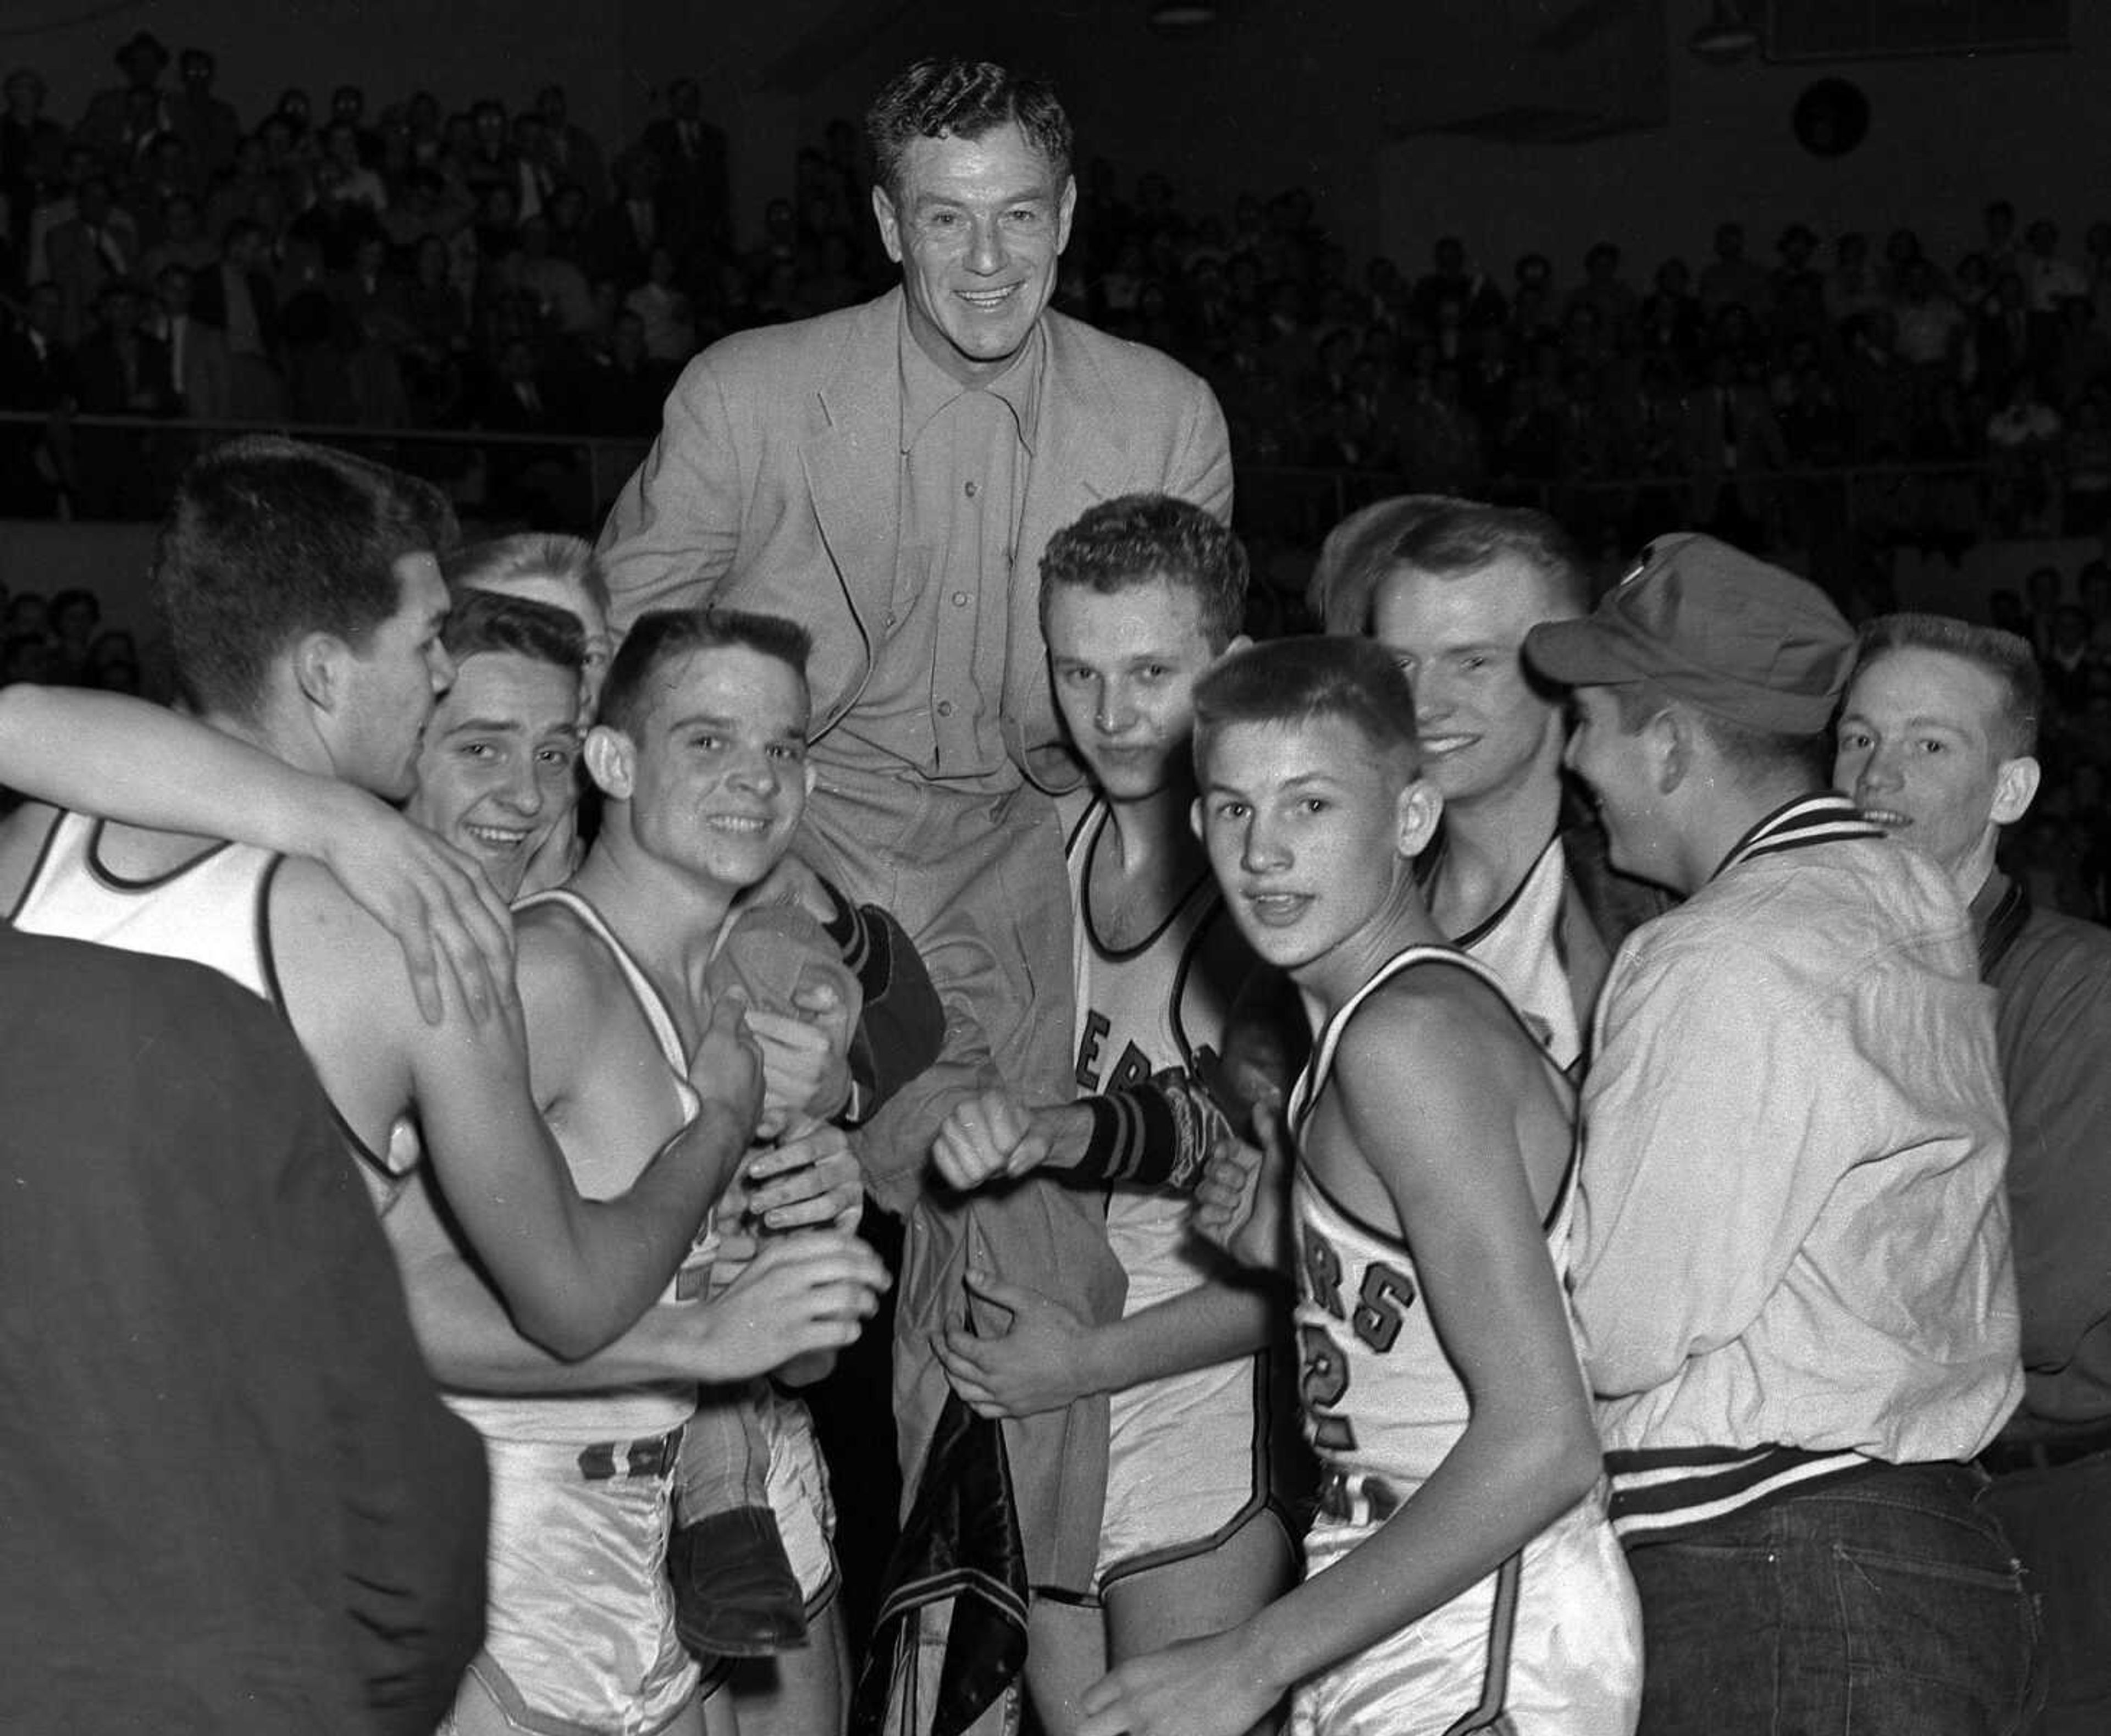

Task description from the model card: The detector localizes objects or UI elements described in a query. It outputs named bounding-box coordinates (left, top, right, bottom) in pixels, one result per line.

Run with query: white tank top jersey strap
left=1451, top=834, right=1582, bottom=1072
left=1288, top=944, right=1579, bottom=1490
left=9, top=809, right=416, bottom=1205
left=447, top=886, right=711, bottom=1445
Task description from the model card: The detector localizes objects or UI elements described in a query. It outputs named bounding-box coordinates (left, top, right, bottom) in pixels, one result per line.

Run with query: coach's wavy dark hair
left=866, top=58, right=1071, bottom=203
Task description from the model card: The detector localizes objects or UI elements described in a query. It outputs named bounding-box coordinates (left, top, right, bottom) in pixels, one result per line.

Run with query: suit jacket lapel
left=804, top=289, right=904, bottom=640
left=1021, top=313, right=1131, bottom=560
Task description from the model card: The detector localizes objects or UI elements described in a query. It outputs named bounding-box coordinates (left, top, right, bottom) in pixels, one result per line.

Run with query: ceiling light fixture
left=1689, top=0, right=1761, bottom=63
left=1148, top=1, right=1218, bottom=32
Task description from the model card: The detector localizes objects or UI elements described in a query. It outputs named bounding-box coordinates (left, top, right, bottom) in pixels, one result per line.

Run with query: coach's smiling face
left=874, top=120, right=1075, bottom=388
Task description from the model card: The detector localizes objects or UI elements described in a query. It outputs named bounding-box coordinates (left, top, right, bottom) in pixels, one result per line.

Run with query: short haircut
left=1607, top=679, right=1831, bottom=784
left=1038, top=494, right=1246, bottom=649
left=442, top=588, right=584, bottom=677
left=1192, top=635, right=1418, bottom=778
left=597, top=608, right=812, bottom=739
left=443, top=532, right=611, bottom=621
left=1380, top=501, right=1589, bottom=619
left=866, top=59, right=1071, bottom=203
left=1853, top=612, right=2041, bottom=758
left=157, top=436, right=456, bottom=722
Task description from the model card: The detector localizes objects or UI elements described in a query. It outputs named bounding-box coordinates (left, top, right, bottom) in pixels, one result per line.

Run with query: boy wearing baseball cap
left=1523, top=534, right=2033, bottom=1733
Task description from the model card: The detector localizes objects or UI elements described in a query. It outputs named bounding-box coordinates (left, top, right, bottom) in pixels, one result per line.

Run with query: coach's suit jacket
left=596, top=285, right=1233, bottom=793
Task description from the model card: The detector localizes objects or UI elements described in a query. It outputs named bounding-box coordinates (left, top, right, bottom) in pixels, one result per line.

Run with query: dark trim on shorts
left=1094, top=1344, right=1296, bottom=1601
left=1440, top=1550, right=1522, bottom=1736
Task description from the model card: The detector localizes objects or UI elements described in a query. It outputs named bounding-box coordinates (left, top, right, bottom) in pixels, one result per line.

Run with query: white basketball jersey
left=446, top=887, right=708, bottom=1444
left=1066, top=796, right=1248, bottom=1311
left=1453, top=834, right=1581, bottom=1072
left=1287, top=945, right=1579, bottom=1490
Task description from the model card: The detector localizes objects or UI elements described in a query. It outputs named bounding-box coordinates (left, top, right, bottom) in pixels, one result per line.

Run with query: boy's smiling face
left=1195, top=714, right=1434, bottom=992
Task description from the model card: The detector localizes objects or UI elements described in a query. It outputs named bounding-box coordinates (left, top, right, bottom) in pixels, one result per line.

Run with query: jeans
left=1627, top=1461, right=2036, bottom=1735
left=1981, top=1446, right=2111, bottom=1736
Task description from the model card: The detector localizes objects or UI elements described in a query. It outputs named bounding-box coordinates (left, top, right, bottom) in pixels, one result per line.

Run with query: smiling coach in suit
left=596, top=56, right=1231, bottom=1710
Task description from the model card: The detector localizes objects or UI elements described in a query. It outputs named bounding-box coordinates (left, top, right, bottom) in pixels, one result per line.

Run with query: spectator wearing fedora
left=1524, top=535, right=2034, bottom=1735
left=78, top=31, right=174, bottom=167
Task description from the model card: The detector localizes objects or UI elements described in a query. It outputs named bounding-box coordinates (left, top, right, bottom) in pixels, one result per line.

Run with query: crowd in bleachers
left=9, top=32, right=2111, bottom=543
left=5, top=28, right=2111, bottom=916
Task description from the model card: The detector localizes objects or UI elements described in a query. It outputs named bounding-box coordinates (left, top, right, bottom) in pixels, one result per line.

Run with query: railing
left=0, top=408, right=2038, bottom=558
left=0, top=408, right=656, bottom=530
left=1224, top=458, right=2014, bottom=557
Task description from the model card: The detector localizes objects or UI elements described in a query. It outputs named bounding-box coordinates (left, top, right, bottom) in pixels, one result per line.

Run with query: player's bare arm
left=0, top=685, right=510, bottom=1021
left=394, top=1173, right=888, bottom=1395
left=273, top=864, right=759, bottom=1359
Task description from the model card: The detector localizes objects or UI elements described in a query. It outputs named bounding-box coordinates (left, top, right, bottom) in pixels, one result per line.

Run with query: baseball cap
left=1523, top=533, right=1855, bottom=733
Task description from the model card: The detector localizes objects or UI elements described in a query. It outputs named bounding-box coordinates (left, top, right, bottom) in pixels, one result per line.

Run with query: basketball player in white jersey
left=931, top=494, right=1296, bottom=1733
left=1076, top=636, right=1640, bottom=1736
left=410, top=607, right=885, bottom=1736
left=0, top=436, right=759, bottom=1359
left=1366, top=500, right=1661, bottom=1069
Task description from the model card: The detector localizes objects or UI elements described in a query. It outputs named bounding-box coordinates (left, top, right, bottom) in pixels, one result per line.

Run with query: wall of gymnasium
left=1373, top=10, right=2111, bottom=288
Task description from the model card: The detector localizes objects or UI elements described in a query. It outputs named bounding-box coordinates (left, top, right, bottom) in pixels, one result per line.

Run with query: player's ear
left=1190, top=796, right=1207, bottom=843
left=1396, top=774, right=1443, bottom=859
left=291, top=631, right=345, bottom=714
left=1218, top=632, right=1253, bottom=665
left=1992, top=754, right=2041, bottom=826
left=582, top=724, right=635, bottom=800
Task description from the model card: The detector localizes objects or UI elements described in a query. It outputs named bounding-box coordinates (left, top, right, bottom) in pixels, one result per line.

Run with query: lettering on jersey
left=1075, top=1010, right=1110, bottom=1091
left=1077, top=1009, right=1158, bottom=1094
left=1297, top=1321, right=1357, bottom=1451
left=1105, top=1040, right=1152, bottom=1091
left=1301, top=1223, right=1346, bottom=1321
left=1350, top=1261, right=1417, bottom=1353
